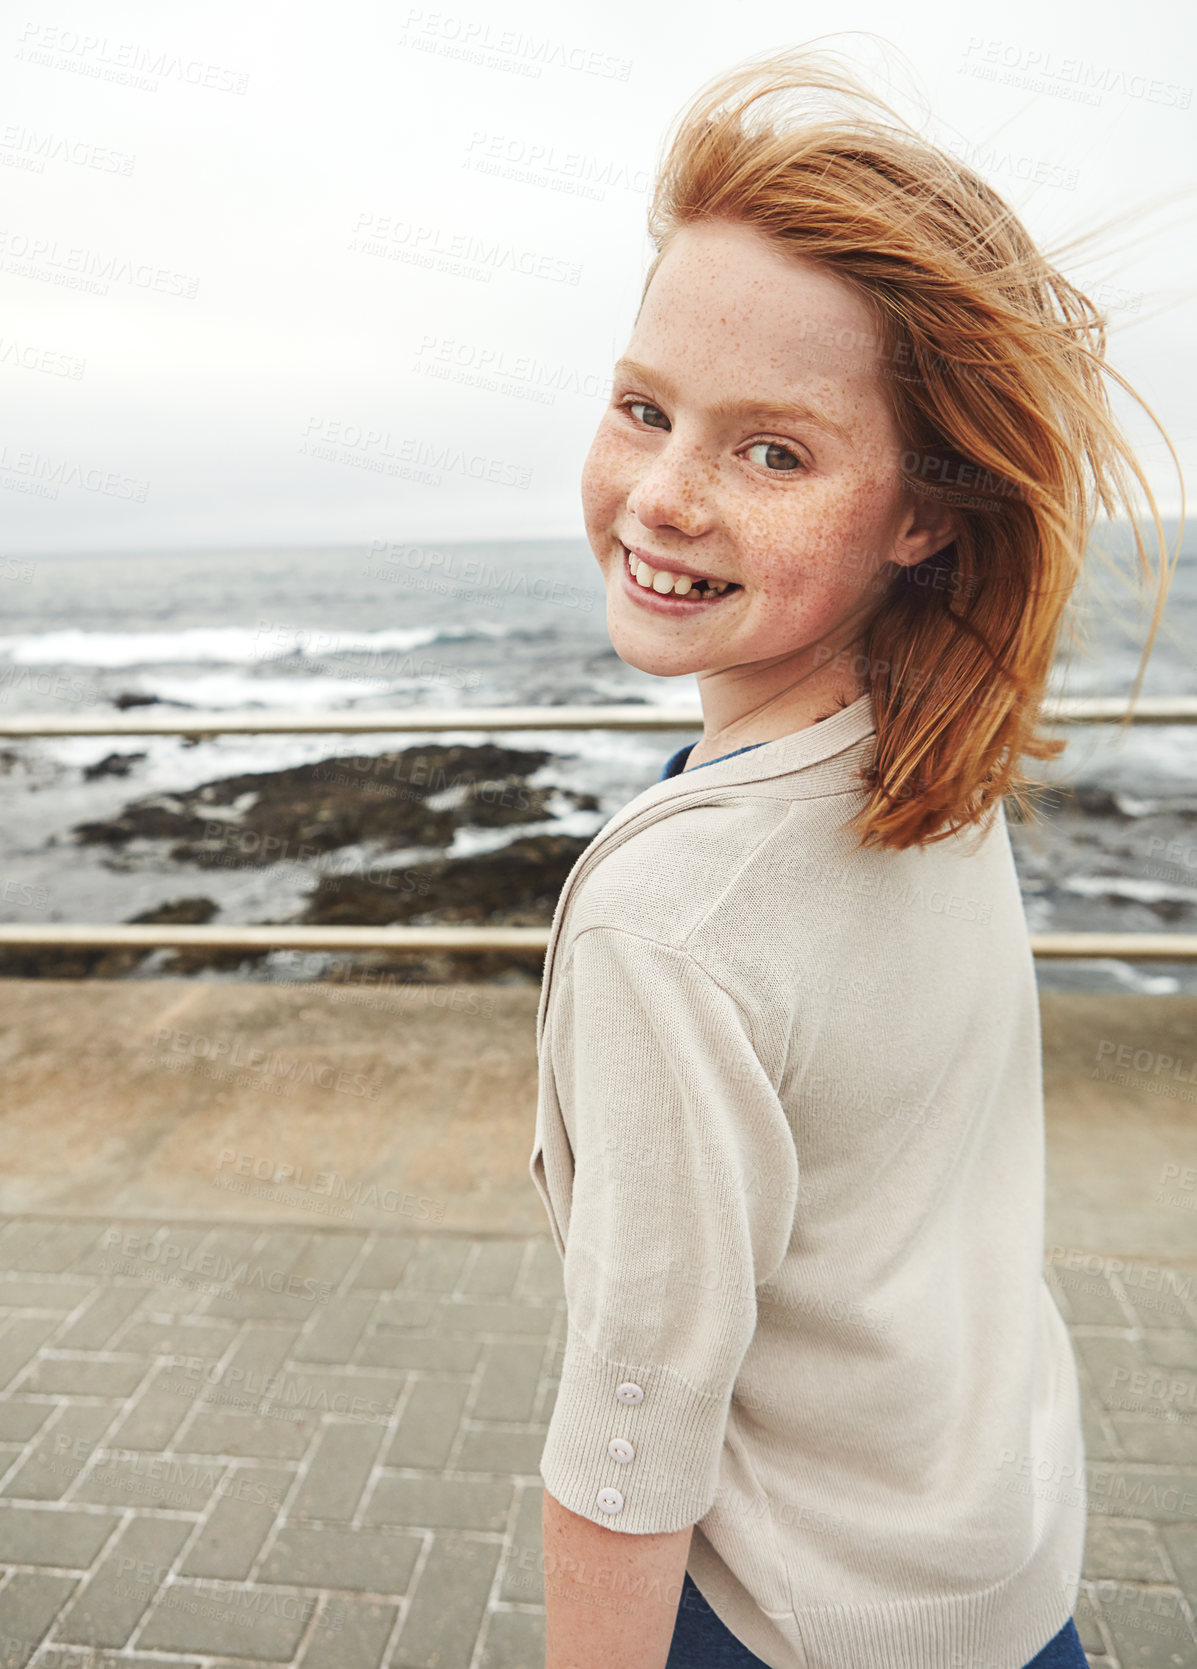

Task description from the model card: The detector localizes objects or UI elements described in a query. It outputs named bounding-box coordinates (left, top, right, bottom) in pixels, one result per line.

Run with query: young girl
left=528, top=44, right=1174, bottom=1669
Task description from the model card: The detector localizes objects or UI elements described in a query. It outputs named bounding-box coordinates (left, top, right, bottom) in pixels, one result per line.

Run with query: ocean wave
left=144, top=673, right=405, bottom=709
left=0, top=620, right=513, bottom=668
left=1061, top=875, right=1197, bottom=905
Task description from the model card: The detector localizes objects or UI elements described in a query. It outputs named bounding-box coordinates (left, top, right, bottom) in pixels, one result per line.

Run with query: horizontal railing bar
left=1, top=695, right=1196, bottom=738
left=0, top=925, right=1194, bottom=960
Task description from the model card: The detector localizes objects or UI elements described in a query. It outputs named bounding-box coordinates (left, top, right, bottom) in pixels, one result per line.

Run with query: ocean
left=1, top=528, right=1194, bottom=992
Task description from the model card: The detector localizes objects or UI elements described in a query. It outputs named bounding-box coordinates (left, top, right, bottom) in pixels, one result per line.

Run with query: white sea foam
left=1061, top=876, right=1197, bottom=905
left=0, top=620, right=511, bottom=668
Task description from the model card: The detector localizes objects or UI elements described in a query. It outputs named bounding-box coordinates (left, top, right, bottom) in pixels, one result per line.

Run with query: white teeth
left=624, top=547, right=730, bottom=598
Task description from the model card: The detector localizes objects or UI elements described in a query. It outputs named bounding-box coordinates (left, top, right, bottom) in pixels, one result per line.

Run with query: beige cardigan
left=529, top=691, right=1087, bottom=1669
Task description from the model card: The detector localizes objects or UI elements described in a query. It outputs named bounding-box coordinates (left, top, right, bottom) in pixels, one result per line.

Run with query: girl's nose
left=627, top=443, right=714, bottom=539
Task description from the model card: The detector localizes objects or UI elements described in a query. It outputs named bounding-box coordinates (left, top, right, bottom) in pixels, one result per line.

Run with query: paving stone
left=0, top=1317, right=64, bottom=1392
left=223, top=1323, right=302, bottom=1379
left=1046, top=1268, right=1130, bottom=1327
left=1079, top=1393, right=1121, bottom=1462
left=71, top=1224, right=210, bottom=1278
left=106, top=1363, right=204, bottom=1452
left=390, top=1533, right=501, bottom=1664
left=1142, top=1329, right=1197, bottom=1370
left=169, top=1323, right=301, bottom=1428
left=177, top=1464, right=294, bottom=1580
left=1073, top=1588, right=1105, bottom=1656
left=260, top=1370, right=402, bottom=1426
left=1096, top=1582, right=1196, bottom=1665
left=456, top=1426, right=547, bottom=1476
left=1073, top=1335, right=1154, bottom=1411
left=71, top=1451, right=228, bottom=1513
left=135, top=1578, right=315, bottom=1659
left=103, top=1277, right=211, bottom=1314
left=53, top=1285, right=146, bottom=1350
left=167, top=1410, right=315, bottom=1461
left=1157, top=1520, right=1197, bottom=1591
left=478, top=1605, right=546, bottom=1669
left=1116, top=1269, right=1196, bottom=1331
left=6, top=1224, right=104, bottom=1275
left=194, top=1225, right=266, bottom=1267
left=252, top=1229, right=313, bottom=1266
left=1082, top=1520, right=1172, bottom=1582
left=0, top=1503, right=118, bottom=1567
left=113, top=1318, right=239, bottom=1358
left=1085, top=1463, right=1197, bottom=1524
left=363, top=1475, right=511, bottom=1531
left=0, top=1224, right=67, bottom=1271
left=21, top=1354, right=147, bottom=1399
left=372, top=1292, right=436, bottom=1328
left=299, top=1596, right=397, bottom=1669
left=286, top=1232, right=368, bottom=1291
left=2, top=1403, right=117, bottom=1502
left=0, top=1402, right=52, bottom=1443
left=350, top=1237, right=417, bottom=1293
left=405, top=1238, right=473, bottom=1293
left=432, top=1300, right=556, bottom=1337
left=55, top=1513, right=193, bottom=1647
left=0, top=1280, right=93, bottom=1313
left=497, top=1483, right=545, bottom=1606
left=355, top=1332, right=480, bottom=1372
left=517, top=1239, right=563, bottom=1302
left=203, top=1288, right=332, bottom=1324
left=1109, top=1413, right=1197, bottom=1465
left=257, top=1525, right=420, bottom=1593
left=0, top=1571, right=79, bottom=1666
left=290, top=1421, right=387, bottom=1522
left=291, top=1291, right=377, bottom=1363
left=385, top=1378, right=470, bottom=1470
left=460, top=1242, right=526, bottom=1297
left=473, top=1340, right=543, bottom=1423
left=31, top=1656, right=203, bottom=1669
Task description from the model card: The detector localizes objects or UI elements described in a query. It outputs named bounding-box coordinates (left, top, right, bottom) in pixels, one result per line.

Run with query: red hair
left=642, top=46, right=1181, bottom=849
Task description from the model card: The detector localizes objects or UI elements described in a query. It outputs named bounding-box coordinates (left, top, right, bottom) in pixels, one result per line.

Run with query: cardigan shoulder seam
left=555, top=924, right=764, bottom=1062
left=676, top=799, right=795, bottom=957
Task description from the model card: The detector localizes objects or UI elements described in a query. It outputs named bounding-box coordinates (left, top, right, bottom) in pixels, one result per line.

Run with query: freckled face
left=581, top=219, right=912, bottom=685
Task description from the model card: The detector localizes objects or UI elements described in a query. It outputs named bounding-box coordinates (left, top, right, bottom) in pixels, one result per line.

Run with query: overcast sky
left=2, top=0, right=1193, bottom=555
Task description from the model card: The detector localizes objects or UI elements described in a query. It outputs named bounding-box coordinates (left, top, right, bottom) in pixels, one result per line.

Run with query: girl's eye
left=745, top=441, right=804, bottom=473
left=625, top=399, right=670, bottom=430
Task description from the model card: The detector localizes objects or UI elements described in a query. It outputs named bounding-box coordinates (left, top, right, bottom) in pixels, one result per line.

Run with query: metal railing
left=1, top=699, right=1195, bottom=962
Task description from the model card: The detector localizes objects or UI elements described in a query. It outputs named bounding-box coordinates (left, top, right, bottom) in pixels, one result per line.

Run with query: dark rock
left=300, top=832, right=592, bottom=928
left=82, top=751, right=147, bottom=780
left=128, top=896, right=219, bottom=925
left=35, top=743, right=606, bottom=984
left=72, top=741, right=598, bottom=865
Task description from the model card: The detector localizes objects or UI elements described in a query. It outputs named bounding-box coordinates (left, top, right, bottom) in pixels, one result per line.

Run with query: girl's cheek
left=581, top=429, right=626, bottom=514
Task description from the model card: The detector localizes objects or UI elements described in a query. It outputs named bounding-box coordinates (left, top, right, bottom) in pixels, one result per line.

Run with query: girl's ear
left=889, top=488, right=959, bottom=570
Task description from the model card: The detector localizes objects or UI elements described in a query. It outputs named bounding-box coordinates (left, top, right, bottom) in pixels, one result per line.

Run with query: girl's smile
left=619, top=542, right=744, bottom=614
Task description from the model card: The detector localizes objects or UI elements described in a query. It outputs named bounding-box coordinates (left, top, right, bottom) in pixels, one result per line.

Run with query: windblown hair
left=642, top=46, right=1181, bottom=850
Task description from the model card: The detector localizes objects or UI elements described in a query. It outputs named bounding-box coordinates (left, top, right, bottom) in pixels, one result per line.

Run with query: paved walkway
left=1, top=982, right=1196, bottom=1665
left=0, top=1217, right=1194, bottom=1668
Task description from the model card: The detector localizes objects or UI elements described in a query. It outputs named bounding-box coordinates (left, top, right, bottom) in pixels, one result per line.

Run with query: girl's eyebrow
left=612, top=356, right=851, bottom=444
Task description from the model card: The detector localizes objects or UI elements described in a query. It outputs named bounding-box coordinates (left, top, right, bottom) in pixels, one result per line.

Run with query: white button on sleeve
left=537, top=928, right=799, bottom=1536
left=608, top=1438, right=635, bottom=1463
left=597, top=1488, right=624, bottom=1514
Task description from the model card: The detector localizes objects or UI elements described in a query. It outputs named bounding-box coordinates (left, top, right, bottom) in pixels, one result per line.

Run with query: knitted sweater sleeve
left=538, top=925, right=799, bottom=1534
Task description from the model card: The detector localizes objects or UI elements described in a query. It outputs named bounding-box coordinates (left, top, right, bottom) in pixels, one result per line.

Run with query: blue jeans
left=665, top=1571, right=1089, bottom=1667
